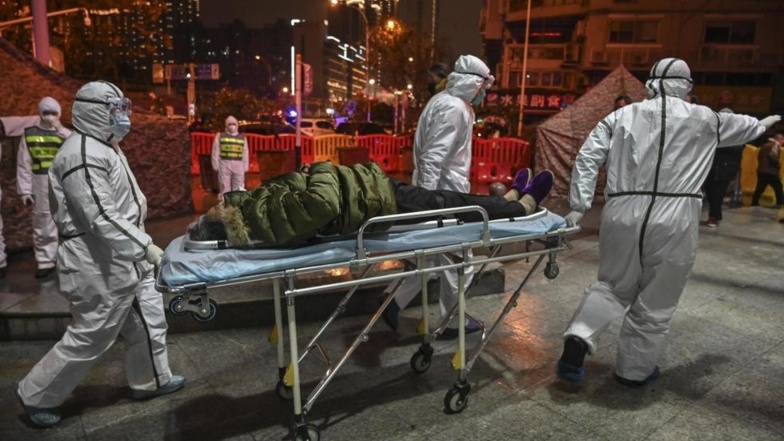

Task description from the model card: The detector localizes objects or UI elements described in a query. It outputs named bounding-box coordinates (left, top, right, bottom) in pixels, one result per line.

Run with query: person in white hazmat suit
left=13, top=81, right=186, bottom=428
left=0, top=146, right=6, bottom=279
left=0, top=115, right=46, bottom=279
left=557, top=58, right=781, bottom=387
left=380, top=55, right=495, bottom=337
left=211, top=115, right=248, bottom=202
left=16, top=97, right=72, bottom=278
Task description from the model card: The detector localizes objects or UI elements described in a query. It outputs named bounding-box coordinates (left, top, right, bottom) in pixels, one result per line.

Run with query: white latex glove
left=21, top=194, right=35, bottom=207
left=760, top=115, right=781, bottom=129
left=145, top=243, right=164, bottom=266
left=564, top=211, right=584, bottom=227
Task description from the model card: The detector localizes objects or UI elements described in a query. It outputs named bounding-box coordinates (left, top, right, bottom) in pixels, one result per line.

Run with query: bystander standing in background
left=751, top=133, right=784, bottom=207
left=703, top=108, right=744, bottom=227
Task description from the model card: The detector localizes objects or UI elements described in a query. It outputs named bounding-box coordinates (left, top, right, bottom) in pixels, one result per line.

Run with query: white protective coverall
left=0, top=116, right=41, bottom=274
left=564, top=58, right=771, bottom=381
left=0, top=144, right=5, bottom=273
left=16, top=97, right=72, bottom=271
left=211, top=115, right=248, bottom=202
left=18, top=81, right=173, bottom=408
left=391, top=55, right=494, bottom=325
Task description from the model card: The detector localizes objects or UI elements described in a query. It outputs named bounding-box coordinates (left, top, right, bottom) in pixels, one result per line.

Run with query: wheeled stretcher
left=156, top=206, right=578, bottom=441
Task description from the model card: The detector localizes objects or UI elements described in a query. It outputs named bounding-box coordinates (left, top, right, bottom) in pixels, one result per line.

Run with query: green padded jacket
left=222, top=162, right=397, bottom=246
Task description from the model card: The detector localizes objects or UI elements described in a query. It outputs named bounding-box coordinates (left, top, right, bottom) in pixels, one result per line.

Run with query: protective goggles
left=75, top=97, right=133, bottom=115
left=456, top=71, right=495, bottom=89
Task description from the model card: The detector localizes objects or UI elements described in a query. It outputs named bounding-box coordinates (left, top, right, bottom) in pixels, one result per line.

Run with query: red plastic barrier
left=190, top=132, right=216, bottom=175
left=193, top=133, right=530, bottom=181
left=470, top=138, right=532, bottom=183
left=356, top=134, right=414, bottom=172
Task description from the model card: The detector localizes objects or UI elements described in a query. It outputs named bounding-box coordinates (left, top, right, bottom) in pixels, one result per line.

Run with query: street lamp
left=330, top=0, right=372, bottom=121
left=516, top=0, right=532, bottom=137
left=0, top=7, right=91, bottom=30
left=0, top=6, right=92, bottom=66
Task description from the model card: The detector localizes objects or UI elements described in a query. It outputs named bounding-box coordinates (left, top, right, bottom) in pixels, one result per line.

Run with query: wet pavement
left=1, top=190, right=784, bottom=440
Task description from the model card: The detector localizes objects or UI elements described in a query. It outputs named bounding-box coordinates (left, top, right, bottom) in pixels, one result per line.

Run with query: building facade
left=481, top=0, right=784, bottom=116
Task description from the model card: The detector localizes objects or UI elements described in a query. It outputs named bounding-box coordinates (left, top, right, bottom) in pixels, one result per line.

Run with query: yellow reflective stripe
left=26, top=135, right=63, bottom=144
left=31, top=161, right=53, bottom=171
left=221, top=138, right=245, bottom=145
left=30, top=147, right=59, bottom=160
left=220, top=145, right=244, bottom=153
left=29, top=147, right=60, bottom=160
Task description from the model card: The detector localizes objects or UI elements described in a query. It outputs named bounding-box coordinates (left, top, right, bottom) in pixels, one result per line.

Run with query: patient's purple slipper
left=511, top=168, right=532, bottom=193
left=522, top=170, right=554, bottom=205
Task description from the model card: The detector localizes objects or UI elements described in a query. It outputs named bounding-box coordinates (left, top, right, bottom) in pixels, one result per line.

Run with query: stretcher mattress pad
left=160, top=211, right=566, bottom=286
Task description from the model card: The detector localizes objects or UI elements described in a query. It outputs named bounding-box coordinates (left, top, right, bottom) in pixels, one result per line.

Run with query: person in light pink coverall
left=211, top=115, right=248, bottom=202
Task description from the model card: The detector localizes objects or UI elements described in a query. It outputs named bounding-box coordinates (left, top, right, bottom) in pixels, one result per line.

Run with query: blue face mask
left=109, top=112, right=131, bottom=141
left=472, top=89, right=486, bottom=106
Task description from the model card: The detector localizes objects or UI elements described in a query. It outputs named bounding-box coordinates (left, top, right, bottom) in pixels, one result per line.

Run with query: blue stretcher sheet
left=160, top=211, right=567, bottom=286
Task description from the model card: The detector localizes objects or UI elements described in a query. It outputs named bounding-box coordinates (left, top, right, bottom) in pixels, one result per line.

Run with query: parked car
left=240, top=122, right=296, bottom=135
left=298, top=118, right=335, bottom=137
left=335, top=121, right=387, bottom=136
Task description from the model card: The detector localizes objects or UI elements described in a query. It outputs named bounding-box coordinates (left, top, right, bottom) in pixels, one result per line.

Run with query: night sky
left=199, top=0, right=483, bottom=59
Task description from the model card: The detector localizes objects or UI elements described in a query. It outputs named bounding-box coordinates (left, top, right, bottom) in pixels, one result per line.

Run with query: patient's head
left=187, top=205, right=252, bottom=246
left=187, top=207, right=228, bottom=241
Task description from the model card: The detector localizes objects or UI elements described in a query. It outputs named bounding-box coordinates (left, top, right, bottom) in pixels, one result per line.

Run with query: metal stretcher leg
left=410, top=245, right=499, bottom=375
left=463, top=253, right=546, bottom=377
left=278, top=266, right=375, bottom=401
left=284, top=279, right=321, bottom=441
left=442, top=265, right=471, bottom=414
left=297, top=266, right=374, bottom=411
left=270, top=279, right=293, bottom=399
left=302, top=278, right=402, bottom=412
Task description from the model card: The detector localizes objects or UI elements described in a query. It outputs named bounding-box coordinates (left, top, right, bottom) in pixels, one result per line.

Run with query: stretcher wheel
left=410, top=350, right=432, bottom=374
left=294, top=424, right=320, bottom=441
left=544, top=263, right=560, bottom=279
left=276, top=380, right=293, bottom=400
left=443, top=385, right=470, bottom=414
left=168, top=296, right=187, bottom=316
left=192, top=299, right=218, bottom=322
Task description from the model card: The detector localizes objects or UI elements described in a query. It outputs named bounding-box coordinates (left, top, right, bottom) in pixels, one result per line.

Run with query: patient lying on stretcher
left=188, top=162, right=554, bottom=247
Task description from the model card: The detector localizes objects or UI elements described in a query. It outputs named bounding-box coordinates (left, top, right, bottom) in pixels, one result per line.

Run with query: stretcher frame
left=155, top=206, right=578, bottom=441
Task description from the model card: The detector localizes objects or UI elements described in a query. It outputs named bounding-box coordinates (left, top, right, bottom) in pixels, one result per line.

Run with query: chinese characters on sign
left=485, top=90, right=577, bottom=110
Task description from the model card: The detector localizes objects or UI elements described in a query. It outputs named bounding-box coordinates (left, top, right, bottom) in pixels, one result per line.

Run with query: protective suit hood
left=446, top=55, right=494, bottom=103
left=225, top=115, right=239, bottom=135
left=38, top=97, right=62, bottom=117
left=38, top=97, right=63, bottom=131
left=645, top=58, right=692, bottom=100
left=72, top=81, right=125, bottom=144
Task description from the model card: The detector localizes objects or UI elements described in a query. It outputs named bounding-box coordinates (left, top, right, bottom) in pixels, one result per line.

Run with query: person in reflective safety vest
left=16, top=97, right=71, bottom=278
left=210, top=115, right=248, bottom=202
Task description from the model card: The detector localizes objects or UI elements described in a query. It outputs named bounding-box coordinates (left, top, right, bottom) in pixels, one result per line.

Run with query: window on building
left=704, top=21, right=756, bottom=44
left=510, top=71, right=522, bottom=88
left=609, top=20, right=659, bottom=44
left=509, top=0, right=526, bottom=13
left=540, top=72, right=563, bottom=87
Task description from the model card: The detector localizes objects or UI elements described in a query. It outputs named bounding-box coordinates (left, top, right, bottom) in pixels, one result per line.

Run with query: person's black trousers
left=391, top=180, right=526, bottom=224
left=751, top=172, right=784, bottom=206
left=704, top=179, right=731, bottom=220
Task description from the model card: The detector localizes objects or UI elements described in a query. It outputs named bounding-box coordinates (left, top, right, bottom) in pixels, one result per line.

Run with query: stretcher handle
left=355, top=205, right=490, bottom=260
